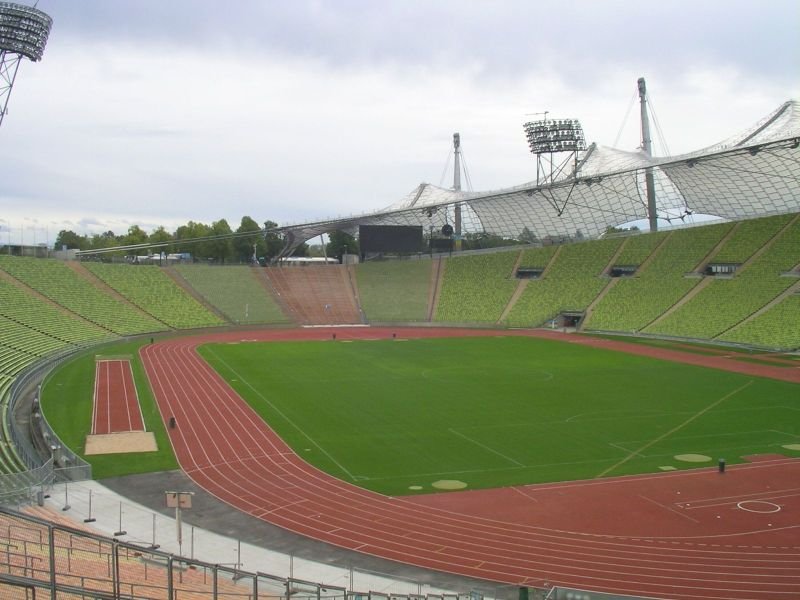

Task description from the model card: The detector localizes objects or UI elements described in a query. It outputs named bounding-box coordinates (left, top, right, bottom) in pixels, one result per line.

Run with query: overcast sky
left=1, top=0, right=798, bottom=245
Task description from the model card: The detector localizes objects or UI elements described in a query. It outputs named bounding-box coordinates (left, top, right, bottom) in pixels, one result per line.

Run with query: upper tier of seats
left=262, top=265, right=362, bottom=325
left=83, top=263, right=225, bottom=330
left=584, top=222, right=735, bottom=332
left=0, top=256, right=167, bottom=335
left=172, top=264, right=289, bottom=325
left=505, top=238, right=623, bottom=327
left=356, top=260, right=431, bottom=323
left=434, top=251, right=519, bottom=323
left=646, top=216, right=800, bottom=340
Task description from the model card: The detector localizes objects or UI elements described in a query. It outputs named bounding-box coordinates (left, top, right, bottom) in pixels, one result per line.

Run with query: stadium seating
left=83, top=263, right=225, bottom=329
left=585, top=222, right=734, bottom=332
left=172, top=264, right=289, bottom=325
left=517, top=245, right=558, bottom=269
left=505, top=238, right=623, bottom=327
left=709, top=213, right=793, bottom=264
left=434, top=250, right=519, bottom=323
left=0, top=279, right=111, bottom=346
left=720, top=292, right=800, bottom=349
left=356, top=260, right=432, bottom=322
left=0, top=256, right=166, bottom=335
left=612, top=230, right=668, bottom=266
left=263, top=265, right=361, bottom=325
left=647, top=216, right=800, bottom=339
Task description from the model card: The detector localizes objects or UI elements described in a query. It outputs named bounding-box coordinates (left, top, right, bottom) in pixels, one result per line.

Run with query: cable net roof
left=277, top=101, right=800, bottom=254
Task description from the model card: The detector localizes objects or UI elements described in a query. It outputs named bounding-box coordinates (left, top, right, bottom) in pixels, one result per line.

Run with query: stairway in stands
left=263, top=265, right=362, bottom=325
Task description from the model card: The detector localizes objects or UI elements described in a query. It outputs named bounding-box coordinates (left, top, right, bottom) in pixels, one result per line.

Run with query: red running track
left=140, top=328, right=800, bottom=600
left=92, top=359, right=144, bottom=434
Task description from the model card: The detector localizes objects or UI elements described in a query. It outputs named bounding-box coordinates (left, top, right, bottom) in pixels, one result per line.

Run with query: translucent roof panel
left=274, top=101, right=800, bottom=256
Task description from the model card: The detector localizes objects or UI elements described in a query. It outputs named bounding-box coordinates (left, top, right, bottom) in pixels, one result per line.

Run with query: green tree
left=148, top=226, right=174, bottom=253
left=122, top=225, right=148, bottom=247
left=175, top=221, right=212, bottom=259
left=234, top=216, right=265, bottom=263
left=54, top=230, right=88, bottom=250
left=461, top=233, right=521, bottom=250
left=88, top=230, right=119, bottom=251
left=208, top=219, right=234, bottom=263
left=264, top=220, right=284, bottom=261
left=326, top=230, right=358, bottom=260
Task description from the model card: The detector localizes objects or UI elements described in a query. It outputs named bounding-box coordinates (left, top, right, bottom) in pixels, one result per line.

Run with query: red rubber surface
left=140, top=328, right=800, bottom=599
left=92, top=359, right=144, bottom=434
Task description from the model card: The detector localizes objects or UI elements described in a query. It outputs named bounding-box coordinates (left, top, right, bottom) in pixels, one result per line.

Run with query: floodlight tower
left=523, top=115, right=587, bottom=186
left=0, top=2, right=52, bottom=129
left=638, top=77, right=658, bottom=232
left=452, top=132, right=462, bottom=250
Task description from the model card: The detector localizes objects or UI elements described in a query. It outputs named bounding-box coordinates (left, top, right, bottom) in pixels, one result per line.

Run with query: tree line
left=54, top=218, right=558, bottom=264
left=53, top=217, right=309, bottom=264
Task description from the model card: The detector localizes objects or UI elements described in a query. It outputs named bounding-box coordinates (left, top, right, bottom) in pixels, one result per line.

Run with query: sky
left=0, top=0, right=798, bottom=246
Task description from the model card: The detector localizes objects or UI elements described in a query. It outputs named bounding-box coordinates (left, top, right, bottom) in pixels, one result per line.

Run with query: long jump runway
left=140, top=328, right=800, bottom=600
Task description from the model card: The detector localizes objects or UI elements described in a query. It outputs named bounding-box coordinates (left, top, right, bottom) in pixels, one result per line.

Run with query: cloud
left=1, top=1, right=796, bottom=245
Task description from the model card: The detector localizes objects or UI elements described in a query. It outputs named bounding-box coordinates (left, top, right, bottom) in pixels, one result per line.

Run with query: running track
left=140, top=328, right=800, bottom=599
left=92, top=359, right=144, bottom=435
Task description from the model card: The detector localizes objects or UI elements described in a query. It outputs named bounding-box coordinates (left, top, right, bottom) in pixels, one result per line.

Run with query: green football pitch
left=198, top=336, right=800, bottom=496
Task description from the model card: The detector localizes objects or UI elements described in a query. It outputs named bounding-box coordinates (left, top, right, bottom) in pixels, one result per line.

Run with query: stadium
left=1, top=4, right=800, bottom=600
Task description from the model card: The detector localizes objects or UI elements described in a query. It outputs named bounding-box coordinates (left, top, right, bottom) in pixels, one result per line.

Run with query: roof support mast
left=453, top=132, right=462, bottom=250
left=638, top=77, right=658, bottom=232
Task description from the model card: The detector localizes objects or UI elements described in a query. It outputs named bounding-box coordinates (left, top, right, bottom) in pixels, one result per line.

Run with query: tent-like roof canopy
left=276, top=101, right=800, bottom=256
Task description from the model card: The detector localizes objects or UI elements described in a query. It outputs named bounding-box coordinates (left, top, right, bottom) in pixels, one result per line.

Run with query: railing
left=1, top=339, right=112, bottom=500
left=0, top=507, right=486, bottom=600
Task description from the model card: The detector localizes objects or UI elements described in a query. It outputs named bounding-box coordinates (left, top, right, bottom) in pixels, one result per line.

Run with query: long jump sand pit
left=85, top=431, right=157, bottom=455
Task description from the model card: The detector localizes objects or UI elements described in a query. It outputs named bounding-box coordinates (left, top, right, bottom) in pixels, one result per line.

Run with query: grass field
left=198, top=336, right=800, bottom=495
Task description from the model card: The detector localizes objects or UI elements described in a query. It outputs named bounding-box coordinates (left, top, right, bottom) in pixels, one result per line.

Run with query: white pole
left=176, top=503, right=183, bottom=555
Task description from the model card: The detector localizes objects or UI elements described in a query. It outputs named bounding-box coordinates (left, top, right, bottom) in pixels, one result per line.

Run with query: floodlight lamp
left=748, top=146, right=761, bottom=156
left=790, top=138, right=800, bottom=150
left=686, top=159, right=698, bottom=168
left=0, top=2, right=52, bottom=61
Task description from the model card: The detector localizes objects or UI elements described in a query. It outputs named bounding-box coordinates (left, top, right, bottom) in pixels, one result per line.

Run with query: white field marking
left=509, top=486, right=539, bottom=502
left=566, top=409, right=675, bottom=423
left=105, top=361, right=111, bottom=433
left=737, top=501, right=782, bottom=514
left=638, top=494, right=700, bottom=524
left=609, top=429, right=788, bottom=456
left=127, top=359, right=146, bottom=432
left=91, top=361, right=100, bottom=435
left=680, top=488, right=800, bottom=510
left=119, top=360, right=133, bottom=431
left=447, top=428, right=525, bottom=467
left=769, top=429, right=798, bottom=438
left=565, top=404, right=797, bottom=425
left=608, top=442, right=643, bottom=457
left=421, top=367, right=553, bottom=382
left=361, top=454, right=615, bottom=482
left=595, top=380, right=755, bottom=479
left=203, top=346, right=358, bottom=481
